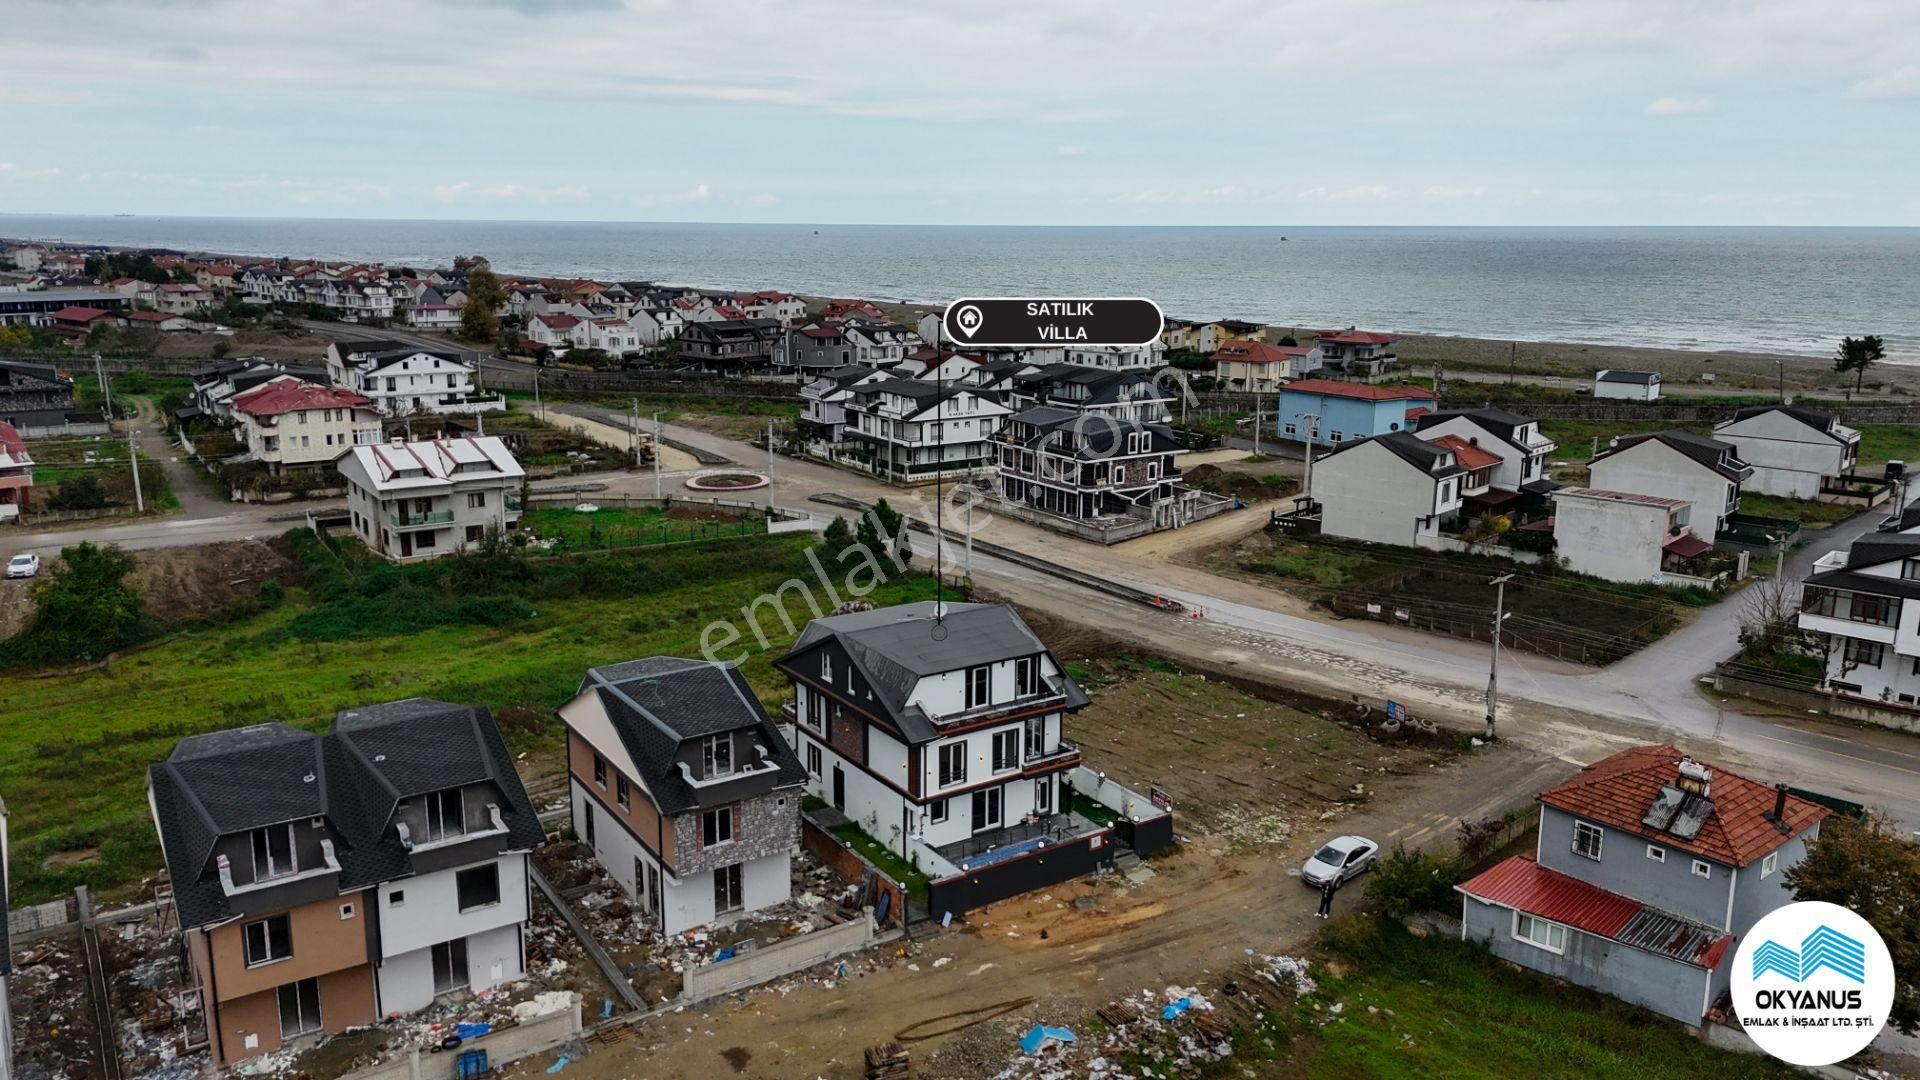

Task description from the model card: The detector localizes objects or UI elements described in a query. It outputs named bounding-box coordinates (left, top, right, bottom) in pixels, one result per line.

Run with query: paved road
left=11, top=403, right=1920, bottom=828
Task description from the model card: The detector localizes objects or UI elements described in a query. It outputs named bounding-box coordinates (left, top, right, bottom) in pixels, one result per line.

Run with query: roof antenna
left=932, top=311, right=947, bottom=639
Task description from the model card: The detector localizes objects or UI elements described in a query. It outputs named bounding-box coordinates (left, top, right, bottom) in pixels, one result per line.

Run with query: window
left=1691, top=859, right=1712, bottom=879
left=938, top=743, right=967, bottom=787
left=465, top=525, right=485, bottom=543
left=243, top=914, right=292, bottom=967
left=1328, top=430, right=1344, bottom=442
left=1904, top=559, right=1920, bottom=581
left=1761, top=852, right=1778, bottom=878
left=584, top=803, right=595, bottom=847
left=1842, top=639, right=1885, bottom=669
left=1035, top=777, right=1053, bottom=815
left=714, top=863, right=743, bottom=913
left=616, top=776, right=631, bottom=810
left=1571, top=821, right=1603, bottom=861
left=1513, top=912, right=1567, bottom=954
left=432, top=937, right=470, bottom=994
left=702, top=734, right=733, bottom=778
left=928, top=798, right=949, bottom=824
left=1645, top=844, right=1665, bottom=863
left=1282, top=423, right=1297, bottom=436
left=250, top=823, right=297, bottom=882
left=278, top=977, right=323, bottom=1038
left=425, top=789, right=464, bottom=842
left=991, top=730, right=1019, bottom=772
left=467, top=492, right=486, bottom=509
left=702, top=807, right=734, bottom=847
left=1025, top=717, right=1046, bottom=759
left=339, top=903, right=356, bottom=920
left=966, top=665, right=991, bottom=709
left=592, top=754, right=607, bottom=788
left=1015, top=656, right=1039, bottom=697
left=1849, top=594, right=1898, bottom=626
left=456, top=863, right=501, bottom=911
left=970, top=787, right=1002, bottom=832
left=389, top=890, right=405, bottom=906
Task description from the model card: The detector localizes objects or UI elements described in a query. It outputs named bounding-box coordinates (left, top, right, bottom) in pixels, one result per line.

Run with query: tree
left=1, top=542, right=148, bottom=665
left=857, top=498, right=912, bottom=567
left=1786, top=816, right=1920, bottom=1035
left=1278, top=334, right=1299, bottom=347
left=822, top=515, right=852, bottom=548
left=1834, top=335, right=1887, bottom=393
left=463, top=265, right=506, bottom=342
left=47, top=475, right=108, bottom=510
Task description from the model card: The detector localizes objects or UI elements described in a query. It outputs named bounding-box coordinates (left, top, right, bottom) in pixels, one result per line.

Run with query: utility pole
left=1484, top=573, right=1514, bottom=741
left=766, top=419, right=776, bottom=528
left=532, top=368, right=544, bottom=422
left=127, top=424, right=145, bottom=513
left=652, top=411, right=662, bottom=500
left=1778, top=359, right=1787, bottom=405
left=1508, top=341, right=1517, bottom=386
left=1253, top=391, right=1261, bottom=457
left=1297, top=412, right=1320, bottom=503
left=629, top=397, right=639, bottom=469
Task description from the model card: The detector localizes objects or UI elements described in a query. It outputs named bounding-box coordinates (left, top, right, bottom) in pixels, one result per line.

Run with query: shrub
left=0, top=542, right=152, bottom=666
left=1363, top=844, right=1465, bottom=917
left=47, top=475, right=108, bottom=510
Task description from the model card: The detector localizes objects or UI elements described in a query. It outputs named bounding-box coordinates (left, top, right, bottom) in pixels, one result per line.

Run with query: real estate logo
left=1732, top=901, right=1892, bottom=1066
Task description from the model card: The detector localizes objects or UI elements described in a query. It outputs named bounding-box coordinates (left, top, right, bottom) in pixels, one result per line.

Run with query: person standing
left=1316, top=876, right=1339, bottom=919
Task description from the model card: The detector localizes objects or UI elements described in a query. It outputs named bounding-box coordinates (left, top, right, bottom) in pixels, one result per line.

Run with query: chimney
left=1770, top=782, right=1789, bottom=824
left=1675, top=757, right=1712, bottom=798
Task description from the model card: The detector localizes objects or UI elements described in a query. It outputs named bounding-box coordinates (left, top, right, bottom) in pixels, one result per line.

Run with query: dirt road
left=544, top=739, right=1569, bottom=1080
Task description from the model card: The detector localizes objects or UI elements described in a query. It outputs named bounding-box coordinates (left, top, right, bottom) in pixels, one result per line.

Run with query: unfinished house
left=560, top=658, right=806, bottom=935
left=147, top=700, right=543, bottom=1067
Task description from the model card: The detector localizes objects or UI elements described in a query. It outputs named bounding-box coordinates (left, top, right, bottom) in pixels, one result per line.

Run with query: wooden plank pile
left=864, top=1041, right=911, bottom=1079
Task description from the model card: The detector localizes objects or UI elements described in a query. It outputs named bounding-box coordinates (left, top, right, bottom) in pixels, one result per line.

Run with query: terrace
left=934, top=809, right=1110, bottom=870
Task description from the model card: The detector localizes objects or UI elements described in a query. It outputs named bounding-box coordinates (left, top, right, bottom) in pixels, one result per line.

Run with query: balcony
left=1022, top=740, right=1082, bottom=775
left=393, top=509, right=455, bottom=530
left=927, top=690, right=1067, bottom=730
left=218, top=838, right=341, bottom=897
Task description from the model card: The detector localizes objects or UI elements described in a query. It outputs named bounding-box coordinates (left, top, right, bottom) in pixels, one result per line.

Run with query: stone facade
left=671, top=791, right=800, bottom=879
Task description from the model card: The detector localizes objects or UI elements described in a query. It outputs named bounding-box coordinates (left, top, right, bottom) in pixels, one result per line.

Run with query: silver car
left=1301, top=835, right=1379, bottom=887
left=5, top=553, right=39, bottom=579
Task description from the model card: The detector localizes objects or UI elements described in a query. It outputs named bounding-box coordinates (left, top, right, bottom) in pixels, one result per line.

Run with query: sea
left=5, top=215, right=1917, bottom=361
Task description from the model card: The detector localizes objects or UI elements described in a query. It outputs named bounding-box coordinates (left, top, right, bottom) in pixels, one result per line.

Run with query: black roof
left=330, top=338, right=414, bottom=357
left=779, top=602, right=1091, bottom=745
left=577, top=658, right=804, bottom=815
left=1843, top=534, right=1920, bottom=571
left=1413, top=407, right=1536, bottom=449
left=1803, top=567, right=1920, bottom=603
left=1317, top=429, right=1467, bottom=480
left=149, top=699, right=544, bottom=930
left=1597, top=369, right=1661, bottom=384
left=1597, top=430, right=1751, bottom=482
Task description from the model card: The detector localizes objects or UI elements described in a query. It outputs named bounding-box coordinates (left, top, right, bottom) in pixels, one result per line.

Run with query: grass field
left=1736, top=492, right=1861, bottom=529
left=1855, top=424, right=1920, bottom=466
left=1538, top=419, right=1701, bottom=460
left=521, top=505, right=763, bottom=549
left=1271, top=918, right=1800, bottom=1079
left=0, top=533, right=936, bottom=903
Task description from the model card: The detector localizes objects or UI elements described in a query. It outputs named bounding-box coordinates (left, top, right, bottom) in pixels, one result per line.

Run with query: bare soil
left=9, top=934, right=107, bottom=1079
left=0, top=538, right=304, bottom=641
left=675, top=413, right=777, bottom=443
left=146, top=328, right=328, bottom=362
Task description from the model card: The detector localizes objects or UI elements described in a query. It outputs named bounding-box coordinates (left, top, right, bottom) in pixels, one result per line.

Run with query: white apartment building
left=336, top=436, right=525, bottom=561
left=1588, top=431, right=1750, bottom=541
left=326, top=341, right=501, bottom=416
left=1552, top=488, right=1712, bottom=586
left=1711, top=406, right=1862, bottom=499
left=1798, top=535, right=1920, bottom=704
left=842, top=379, right=1011, bottom=481
left=229, top=376, right=383, bottom=474
left=1061, top=342, right=1167, bottom=372
left=1306, top=431, right=1466, bottom=546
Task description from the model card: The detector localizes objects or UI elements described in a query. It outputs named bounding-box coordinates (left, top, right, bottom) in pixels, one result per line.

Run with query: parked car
left=6, top=552, right=40, bottom=579
left=1301, top=834, right=1379, bottom=887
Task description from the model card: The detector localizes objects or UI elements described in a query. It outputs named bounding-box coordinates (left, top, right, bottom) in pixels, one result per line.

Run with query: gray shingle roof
left=149, top=700, right=544, bottom=931
left=1598, top=431, right=1751, bottom=483
left=1597, top=369, right=1660, bottom=385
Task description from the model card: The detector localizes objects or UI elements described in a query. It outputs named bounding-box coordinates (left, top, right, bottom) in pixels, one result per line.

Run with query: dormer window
left=425, top=788, right=464, bottom=843
left=966, top=666, right=991, bottom=710
left=703, top=734, right=734, bottom=778
left=1015, top=656, right=1039, bottom=697
left=821, top=654, right=833, bottom=683
left=251, top=824, right=297, bottom=882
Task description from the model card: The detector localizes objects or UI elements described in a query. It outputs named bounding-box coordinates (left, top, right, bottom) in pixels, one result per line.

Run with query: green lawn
left=828, top=820, right=931, bottom=900
left=1268, top=918, right=1800, bottom=1079
left=1736, top=492, right=1860, bottom=529
left=1538, top=420, right=1704, bottom=460
left=1855, top=424, right=1920, bottom=466
left=521, top=505, right=763, bottom=549
left=0, top=533, right=936, bottom=903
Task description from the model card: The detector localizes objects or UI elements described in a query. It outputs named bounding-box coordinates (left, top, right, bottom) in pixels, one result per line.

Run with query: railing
left=394, top=509, right=455, bottom=527
left=927, top=692, right=1067, bottom=731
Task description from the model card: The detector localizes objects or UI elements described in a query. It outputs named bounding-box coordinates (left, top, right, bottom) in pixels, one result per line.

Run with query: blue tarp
left=452, top=1023, right=491, bottom=1040
left=1019, top=1025, right=1077, bottom=1055
left=1162, top=997, right=1193, bottom=1021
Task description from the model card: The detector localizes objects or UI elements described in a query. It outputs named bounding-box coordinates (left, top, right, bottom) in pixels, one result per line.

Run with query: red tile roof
left=52, top=305, right=112, bottom=323
left=1428, top=434, right=1501, bottom=471
left=232, top=378, right=373, bottom=418
left=1538, top=744, right=1826, bottom=867
left=1209, top=339, right=1300, bottom=364
left=1405, top=406, right=1431, bottom=420
left=1663, top=533, right=1713, bottom=559
left=536, top=314, right=580, bottom=329
left=1458, top=854, right=1732, bottom=970
left=1281, top=378, right=1434, bottom=402
left=125, top=310, right=180, bottom=323
left=1316, top=329, right=1397, bottom=346
left=0, top=420, right=24, bottom=456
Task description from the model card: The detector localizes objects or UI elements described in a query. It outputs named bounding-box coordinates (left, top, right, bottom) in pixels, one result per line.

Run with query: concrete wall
left=798, top=815, right=908, bottom=926
left=1461, top=896, right=1710, bottom=1025
left=377, top=884, right=527, bottom=1016
left=1589, top=440, right=1738, bottom=538
left=1714, top=411, right=1850, bottom=498
left=335, top=995, right=583, bottom=1080
left=681, top=913, right=875, bottom=1001
left=1713, top=669, right=1920, bottom=735
left=1536, top=807, right=1732, bottom=929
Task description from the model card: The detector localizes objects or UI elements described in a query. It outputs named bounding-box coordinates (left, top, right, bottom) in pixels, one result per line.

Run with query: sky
left=2, top=0, right=1918, bottom=226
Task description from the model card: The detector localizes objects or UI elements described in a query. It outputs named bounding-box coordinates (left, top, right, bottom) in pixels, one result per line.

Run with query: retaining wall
left=680, top=914, right=875, bottom=1001
left=333, top=997, right=583, bottom=1080
left=798, top=816, right=907, bottom=928
left=1712, top=670, right=1920, bottom=735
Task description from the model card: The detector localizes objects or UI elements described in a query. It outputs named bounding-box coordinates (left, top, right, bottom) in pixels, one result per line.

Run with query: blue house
left=1457, top=745, right=1827, bottom=1027
left=1275, top=379, right=1436, bottom=449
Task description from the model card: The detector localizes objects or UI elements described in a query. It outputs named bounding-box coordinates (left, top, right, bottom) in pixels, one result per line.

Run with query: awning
left=1664, top=533, right=1713, bottom=559
left=1522, top=478, right=1562, bottom=494
left=1466, top=488, right=1522, bottom=508
left=1457, top=854, right=1731, bottom=970
left=0, top=474, right=30, bottom=492
left=1519, top=517, right=1555, bottom=532
left=174, top=405, right=205, bottom=420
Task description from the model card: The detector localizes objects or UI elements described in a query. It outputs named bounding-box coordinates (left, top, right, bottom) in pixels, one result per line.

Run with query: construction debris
left=864, top=1040, right=911, bottom=1079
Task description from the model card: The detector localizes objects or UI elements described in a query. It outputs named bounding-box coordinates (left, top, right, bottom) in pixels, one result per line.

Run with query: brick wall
left=800, top=816, right=907, bottom=927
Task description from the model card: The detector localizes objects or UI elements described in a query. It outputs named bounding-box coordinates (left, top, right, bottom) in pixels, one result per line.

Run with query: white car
left=6, top=553, right=40, bottom=579
left=1301, top=835, right=1379, bottom=887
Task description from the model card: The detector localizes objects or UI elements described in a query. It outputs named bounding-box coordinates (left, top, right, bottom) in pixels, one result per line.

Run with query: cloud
left=1056, top=144, right=1086, bottom=156
left=1645, top=96, right=1713, bottom=116
left=1848, top=65, right=1920, bottom=100
left=0, top=163, right=63, bottom=180
left=431, top=181, right=587, bottom=203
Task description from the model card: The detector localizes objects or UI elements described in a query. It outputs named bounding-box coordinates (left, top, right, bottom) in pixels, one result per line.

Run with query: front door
left=831, top=764, right=845, bottom=810
left=971, top=787, right=1002, bottom=833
